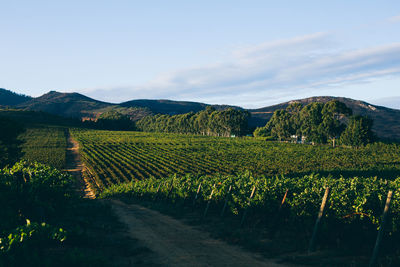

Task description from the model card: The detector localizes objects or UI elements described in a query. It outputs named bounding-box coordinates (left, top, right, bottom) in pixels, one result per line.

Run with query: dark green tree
left=96, top=110, right=135, bottom=130
left=299, top=102, right=325, bottom=143
left=340, top=115, right=374, bottom=147
left=266, top=110, right=292, bottom=141
left=253, top=127, right=269, bottom=137
left=321, top=100, right=353, bottom=147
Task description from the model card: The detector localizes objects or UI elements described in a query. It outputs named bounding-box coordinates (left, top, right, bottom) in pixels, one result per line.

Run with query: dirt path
left=64, top=130, right=96, bottom=199
left=64, top=130, right=289, bottom=266
left=110, top=199, right=288, bottom=267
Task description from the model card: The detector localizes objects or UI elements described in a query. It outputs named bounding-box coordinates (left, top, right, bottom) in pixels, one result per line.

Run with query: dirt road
left=65, top=131, right=289, bottom=266
left=110, top=199, right=287, bottom=266
left=64, top=130, right=96, bottom=199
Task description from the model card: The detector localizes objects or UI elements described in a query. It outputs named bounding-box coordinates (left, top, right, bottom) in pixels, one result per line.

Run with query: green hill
left=0, top=88, right=32, bottom=106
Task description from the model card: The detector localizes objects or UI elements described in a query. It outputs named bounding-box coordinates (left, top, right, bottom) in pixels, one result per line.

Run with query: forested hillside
left=0, top=88, right=31, bottom=106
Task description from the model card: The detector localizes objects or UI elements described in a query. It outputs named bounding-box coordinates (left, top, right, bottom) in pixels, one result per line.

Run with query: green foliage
left=0, top=88, right=31, bottom=106
left=0, top=161, right=75, bottom=230
left=136, top=108, right=250, bottom=137
left=266, top=109, right=292, bottom=140
left=0, top=108, right=81, bottom=127
left=71, top=129, right=400, bottom=192
left=0, top=220, right=66, bottom=264
left=340, top=115, right=375, bottom=147
left=321, top=100, right=352, bottom=142
left=0, top=161, right=119, bottom=266
left=299, top=102, right=325, bottom=143
left=264, top=100, right=360, bottom=144
left=18, top=127, right=67, bottom=169
left=0, top=161, right=75, bottom=265
left=0, top=117, right=25, bottom=168
left=100, top=173, right=400, bottom=252
left=95, top=110, right=135, bottom=131
left=253, top=127, right=268, bottom=137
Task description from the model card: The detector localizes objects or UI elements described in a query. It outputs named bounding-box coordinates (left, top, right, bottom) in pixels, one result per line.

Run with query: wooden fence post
left=271, top=189, right=289, bottom=237
left=308, top=186, right=330, bottom=253
left=240, top=185, right=256, bottom=227
left=153, top=181, right=163, bottom=200
left=202, top=184, right=216, bottom=220
left=181, top=182, right=192, bottom=206
left=279, top=189, right=289, bottom=212
left=192, top=182, right=202, bottom=208
left=166, top=182, right=174, bottom=200
left=220, top=185, right=232, bottom=218
left=369, top=190, right=394, bottom=267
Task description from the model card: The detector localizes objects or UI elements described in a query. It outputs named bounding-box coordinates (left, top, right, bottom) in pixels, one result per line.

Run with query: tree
left=253, top=127, right=268, bottom=137
left=286, top=102, right=303, bottom=136
left=299, top=102, right=325, bottom=144
left=135, top=107, right=250, bottom=137
left=340, top=115, right=374, bottom=147
left=266, top=110, right=292, bottom=141
left=96, top=110, right=135, bottom=130
left=321, top=100, right=352, bottom=147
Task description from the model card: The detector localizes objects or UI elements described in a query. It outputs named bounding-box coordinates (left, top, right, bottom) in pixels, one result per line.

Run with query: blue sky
left=1, top=1, right=400, bottom=108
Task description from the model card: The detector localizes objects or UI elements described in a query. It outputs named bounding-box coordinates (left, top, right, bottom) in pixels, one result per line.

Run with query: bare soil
left=64, top=130, right=96, bottom=199
left=110, top=199, right=289, bottom=266
left=65, top=131, right=291, bottom=266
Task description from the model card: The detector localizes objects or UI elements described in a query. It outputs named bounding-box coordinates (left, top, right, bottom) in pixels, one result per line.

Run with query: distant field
left=71, top=129, right=400, bottom=191
left=19, top=126, right=67, bottom=169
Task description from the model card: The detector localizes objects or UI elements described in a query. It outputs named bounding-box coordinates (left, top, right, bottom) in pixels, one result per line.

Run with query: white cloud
left=388, top=14, right=400, bottom=23
left=84, top=33, right=400, bottom=107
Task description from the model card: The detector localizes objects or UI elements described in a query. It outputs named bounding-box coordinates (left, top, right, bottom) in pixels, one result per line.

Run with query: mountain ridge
left=1, top=89, right=399, bottom=140
left=0, top=88, right=32, bottom=106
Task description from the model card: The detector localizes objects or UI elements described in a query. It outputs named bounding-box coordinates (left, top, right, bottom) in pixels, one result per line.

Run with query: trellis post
left=220, top=185, right=232, bottom=218
left=369, top=190, right=393, bottom=267
left=192, top=182, right=202, bottom=208
left=308, top=187, right=330, bottom=253
left=240, top=185, right=256, bottom=227
left=202, top=184, right=216, bottom=220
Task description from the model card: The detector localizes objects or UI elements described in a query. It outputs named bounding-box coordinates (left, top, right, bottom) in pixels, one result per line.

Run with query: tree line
left=82, top=110, right=136, bottom=131
left=254, top=100, right=375, bottom=147
left=136, top=107, right=250, bottom=137
left=78, top=100, right=375, bottom=146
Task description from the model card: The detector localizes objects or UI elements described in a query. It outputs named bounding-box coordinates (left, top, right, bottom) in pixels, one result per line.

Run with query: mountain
left=121, top=99, right=208, bottom=115
left=249, top=96, right=400, bottom=141
left=13, top=90, right=237, bottom=120
left=0, top=88, right=32, bottom=106
left=2, top=89, right=400, bottom=140
left=16, top=91, right=115, bottom=119
left=121, top=99, right=239, bottom=115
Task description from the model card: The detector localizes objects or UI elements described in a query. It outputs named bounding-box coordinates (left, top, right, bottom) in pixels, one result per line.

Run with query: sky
left=1, top=1, right=400, bottom=109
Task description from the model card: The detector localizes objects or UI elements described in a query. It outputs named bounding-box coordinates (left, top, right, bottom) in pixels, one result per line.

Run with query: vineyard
left=19, top=126, right=67, bottom=169
left=71, top=128, right=400, bottom=192
left=100, top=172, right=400, bottom=265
